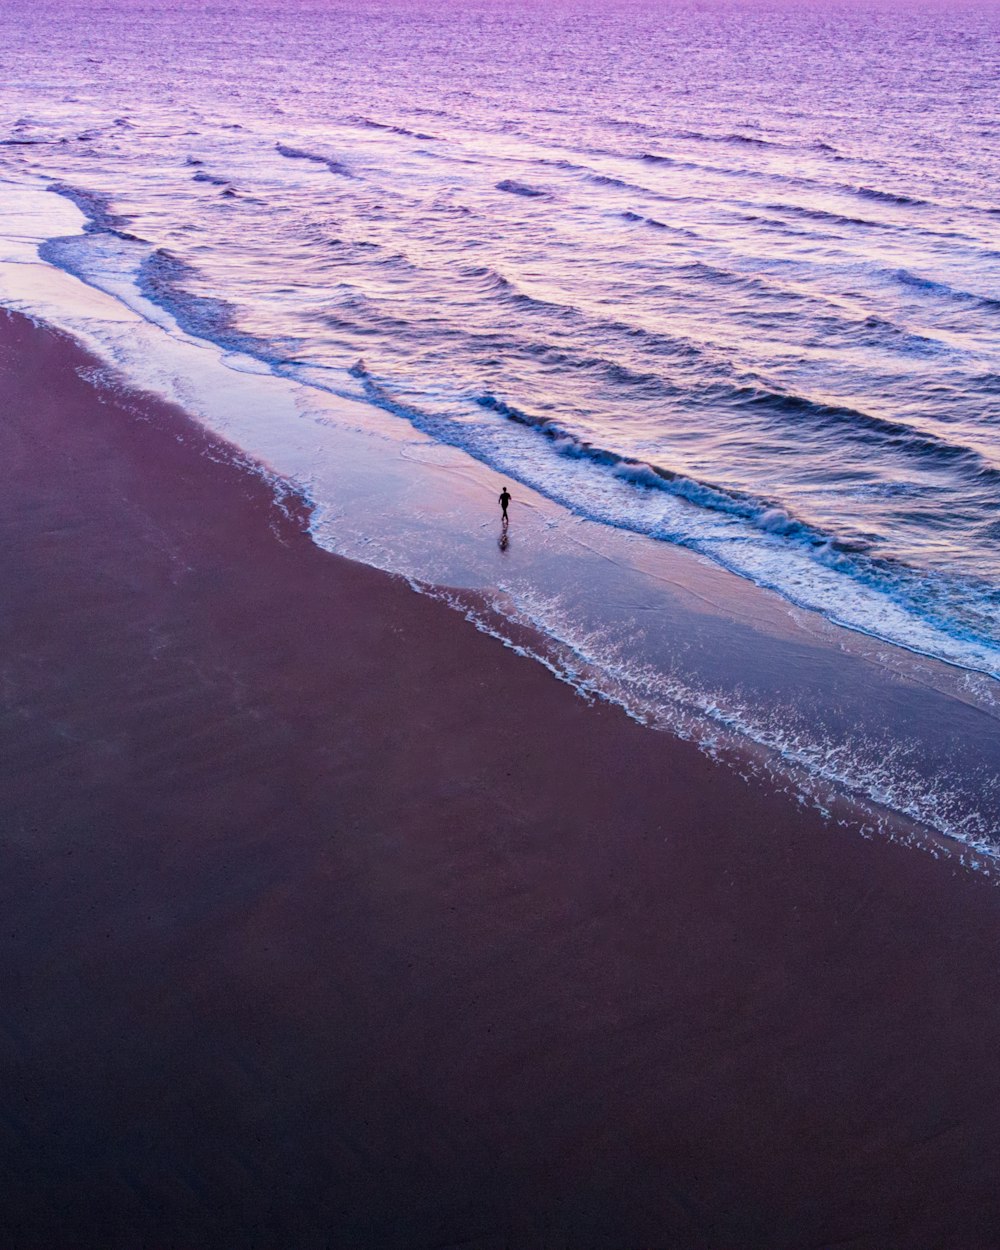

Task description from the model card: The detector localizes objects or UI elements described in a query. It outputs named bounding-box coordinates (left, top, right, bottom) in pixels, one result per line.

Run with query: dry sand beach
left=4, top=306, right=1000, bottom=1247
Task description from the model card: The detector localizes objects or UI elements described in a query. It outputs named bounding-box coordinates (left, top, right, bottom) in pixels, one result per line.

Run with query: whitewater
left=2, top=0, right=999, bottom=856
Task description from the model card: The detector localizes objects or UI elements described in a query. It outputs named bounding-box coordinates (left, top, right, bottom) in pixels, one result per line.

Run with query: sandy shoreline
left=3, top=306, right=1000, bottom=1248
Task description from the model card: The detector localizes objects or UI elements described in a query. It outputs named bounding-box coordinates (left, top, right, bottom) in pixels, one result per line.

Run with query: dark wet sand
left=3, top=307, right=1000, bottom=1249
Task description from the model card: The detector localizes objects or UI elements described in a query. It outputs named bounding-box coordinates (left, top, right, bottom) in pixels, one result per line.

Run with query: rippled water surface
left=2, top=0, right=999, bottom=672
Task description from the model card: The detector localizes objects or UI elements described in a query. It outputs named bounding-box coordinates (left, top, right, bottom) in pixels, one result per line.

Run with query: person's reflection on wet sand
left=498, top=484, right=511, bottom=551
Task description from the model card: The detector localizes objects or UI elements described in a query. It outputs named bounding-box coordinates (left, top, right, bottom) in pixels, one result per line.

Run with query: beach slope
left=2, top=308, right=1000, bottom=1249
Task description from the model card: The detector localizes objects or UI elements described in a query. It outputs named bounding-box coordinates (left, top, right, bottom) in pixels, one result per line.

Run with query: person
left=499, top=485, right=511, bottom=521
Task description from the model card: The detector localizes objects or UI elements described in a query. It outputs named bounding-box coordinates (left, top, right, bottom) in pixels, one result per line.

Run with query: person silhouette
left=499, top=485, right=511, bottom=521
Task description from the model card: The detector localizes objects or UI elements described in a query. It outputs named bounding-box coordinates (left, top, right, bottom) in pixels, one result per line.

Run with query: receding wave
left=135, top=247, right=264, bottom=353
left=47, top=180, right=131, bottom=235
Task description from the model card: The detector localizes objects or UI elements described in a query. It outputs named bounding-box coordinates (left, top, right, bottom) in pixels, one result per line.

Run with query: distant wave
left=601, top=116, right=668, bottom=138
left=676, top=130, right=840, bottom=156
left=670, top=260, right=809, bottom=307
left=275, top=142, right=352, bottom=177
left=675, top=129, right=782, bottom=148
left=675, top=258, right=769, bottom=288
left=633, top=155, right=957, bottom=225
left=854, top=314, right=948, bottom=357
left=886, top=267, right=1000, bottom=313
left=540, top=157, right=587, bottom=173
left=347, top=115, right=438, bottom=141
left=458, top=266, right=708, bottom=363
left=620, top=210, right=669, bottom=230
left=718, top=132, right=776, bottom=148
left=588, top=172, right=634, bottom=189
left=459, top=266, right=711, bottom=364
left=459, top=264, right=576, bottom=318
left=556, top=164, right=703, bottom=216
left=763, top=201, right=894, bottom=231
left=495, top=178, right=551, bottom=198
left=507, top=338, right=688, bottom=398
left=723, top=383, right=1000, bottom=480
left=736, top=208, right=811, bottom=229
left=192, top=169, right=231, bottom=187
left=852, top=184, right=933, bottom=209
left=625, top=146, right=958, bottom=221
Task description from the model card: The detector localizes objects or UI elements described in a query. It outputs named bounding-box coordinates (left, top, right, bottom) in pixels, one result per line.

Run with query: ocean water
left=2, top=0, right=999, bottom=853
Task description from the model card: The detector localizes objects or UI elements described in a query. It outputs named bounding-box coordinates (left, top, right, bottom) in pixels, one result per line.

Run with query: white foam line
left=410, top=580, right=1000, bottom=868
